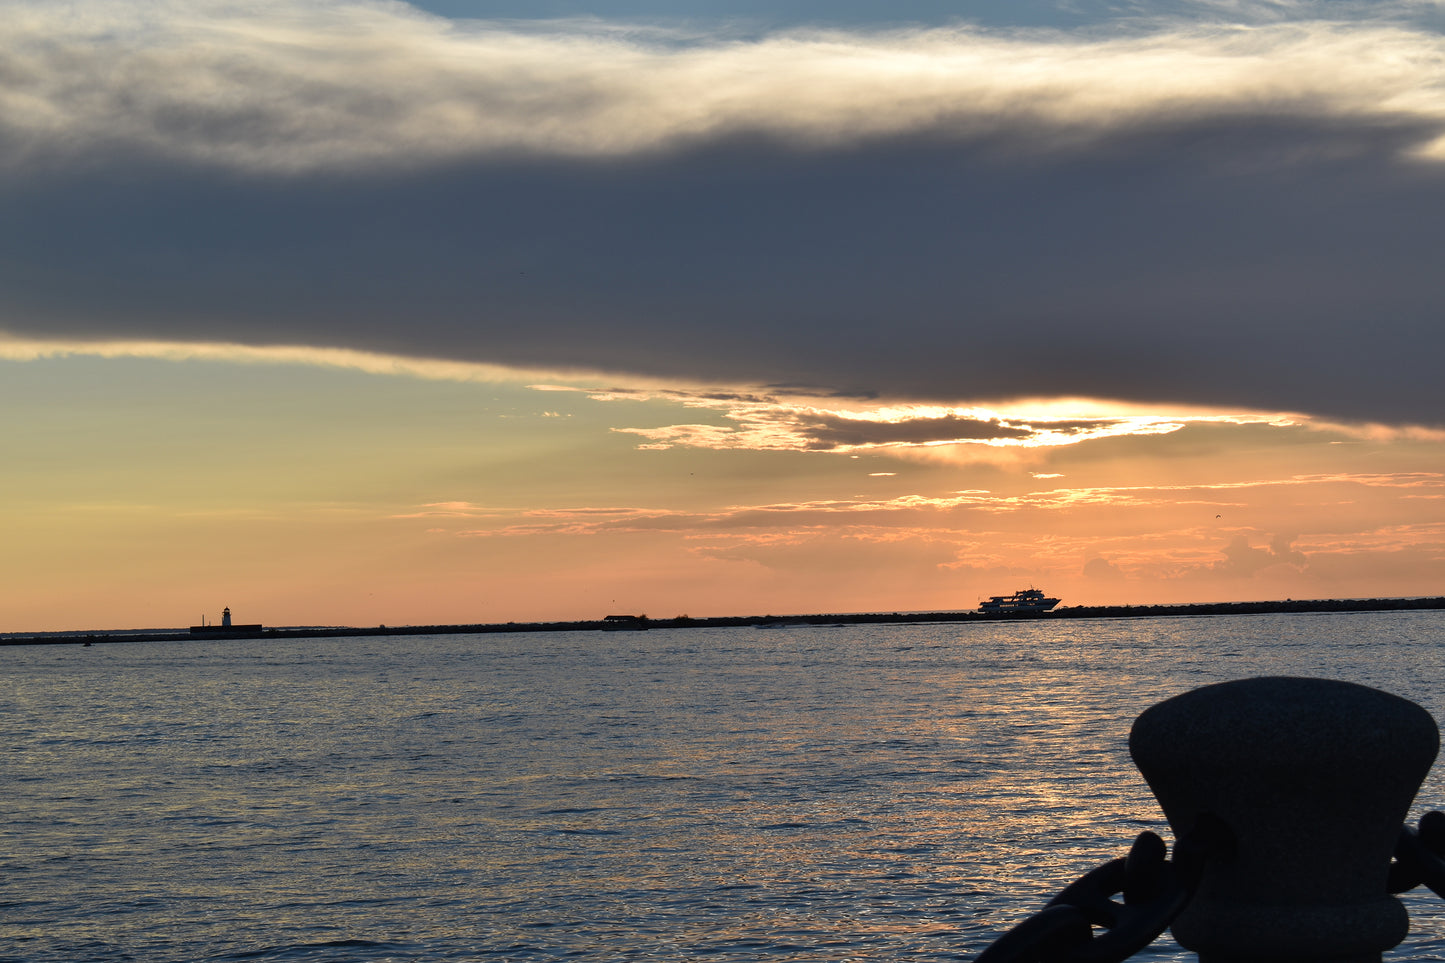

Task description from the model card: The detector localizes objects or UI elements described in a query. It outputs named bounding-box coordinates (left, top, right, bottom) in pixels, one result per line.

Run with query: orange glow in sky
left=1, top=341, right=1440, bottom=633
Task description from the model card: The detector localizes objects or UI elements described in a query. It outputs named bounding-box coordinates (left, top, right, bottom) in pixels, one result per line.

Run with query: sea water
left=4, top=611, right=1445, bottom=962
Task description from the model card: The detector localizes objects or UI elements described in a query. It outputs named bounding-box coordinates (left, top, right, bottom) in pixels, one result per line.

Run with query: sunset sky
left=3, top=0, right=1444, bottom=633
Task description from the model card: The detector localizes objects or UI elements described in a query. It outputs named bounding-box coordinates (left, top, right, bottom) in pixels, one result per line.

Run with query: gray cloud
left=1083, top=556, right=1128, bottom=580
left=1212, top=532, right=1309, bottom=575
left=790, top=413, right=1033, bottom=448
left=3, top=1, right=1445, bottom=425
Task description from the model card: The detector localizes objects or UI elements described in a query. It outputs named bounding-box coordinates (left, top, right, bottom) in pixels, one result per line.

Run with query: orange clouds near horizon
left=1, top=349, right=1441, bottom=635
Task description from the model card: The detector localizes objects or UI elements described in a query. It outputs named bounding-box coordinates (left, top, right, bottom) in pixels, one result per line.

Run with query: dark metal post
left=1130, top=677, right=1439, bottom=963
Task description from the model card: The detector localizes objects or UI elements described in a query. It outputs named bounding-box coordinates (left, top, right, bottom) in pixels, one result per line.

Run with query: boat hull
left=979, top=589, right=1059, bottom=614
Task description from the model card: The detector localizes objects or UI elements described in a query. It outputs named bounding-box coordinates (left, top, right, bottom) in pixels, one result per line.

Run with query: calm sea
left=5, top=611, right=1445, bottom=962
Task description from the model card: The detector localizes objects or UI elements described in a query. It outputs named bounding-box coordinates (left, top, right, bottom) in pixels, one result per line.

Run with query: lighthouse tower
left=222, top=607, right=232, bottom=628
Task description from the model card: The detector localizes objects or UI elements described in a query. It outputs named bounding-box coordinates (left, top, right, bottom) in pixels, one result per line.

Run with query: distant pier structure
left=190, top=606, right=263, bottom=636
left=601, top=614, right=650, bottom=631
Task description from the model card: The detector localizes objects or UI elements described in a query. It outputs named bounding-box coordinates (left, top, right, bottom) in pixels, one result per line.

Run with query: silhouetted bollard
left=1130, top=677, right=1439, bottom=963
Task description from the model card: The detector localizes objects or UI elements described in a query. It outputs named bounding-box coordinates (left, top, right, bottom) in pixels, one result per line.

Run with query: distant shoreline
left=4, top=596, right=1445, bottom=646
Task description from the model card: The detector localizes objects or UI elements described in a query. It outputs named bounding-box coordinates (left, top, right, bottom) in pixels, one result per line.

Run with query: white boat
left=979, top=588, right=1060, bottom=614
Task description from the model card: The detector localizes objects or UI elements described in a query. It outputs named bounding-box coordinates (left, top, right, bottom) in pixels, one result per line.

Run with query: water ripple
left=3, top=613, right=1444, bottom=960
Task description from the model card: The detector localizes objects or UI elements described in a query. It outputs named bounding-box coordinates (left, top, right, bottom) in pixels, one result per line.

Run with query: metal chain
left=978, top=807, right=1445, bottom=962
left=974, top=815, right=1231, bottom=963
left=1390, top=810, right=1445, bottom=897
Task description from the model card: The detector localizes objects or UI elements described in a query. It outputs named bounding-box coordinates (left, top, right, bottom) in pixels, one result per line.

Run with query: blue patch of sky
left=408, top=1, right=1445, bottom=35
left=408, top=0, right=1164, bottom=30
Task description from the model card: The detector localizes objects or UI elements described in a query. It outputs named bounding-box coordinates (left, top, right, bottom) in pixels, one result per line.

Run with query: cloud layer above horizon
left=3, top=0, right=1444, bottom=424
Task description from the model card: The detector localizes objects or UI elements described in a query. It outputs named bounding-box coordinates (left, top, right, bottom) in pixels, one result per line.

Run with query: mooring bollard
left=1129, top=677, right=1439, bottom=963
left=975, top=676, right=1445, bottom=963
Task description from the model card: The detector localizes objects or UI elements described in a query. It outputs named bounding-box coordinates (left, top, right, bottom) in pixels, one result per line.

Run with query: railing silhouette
left=974, top=677, right=1445, bottom=963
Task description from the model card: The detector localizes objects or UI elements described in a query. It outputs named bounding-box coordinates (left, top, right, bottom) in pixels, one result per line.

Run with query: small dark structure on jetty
left=601, top=614, right=650, bottom=630
left=190, top=606, right=262, bottom=637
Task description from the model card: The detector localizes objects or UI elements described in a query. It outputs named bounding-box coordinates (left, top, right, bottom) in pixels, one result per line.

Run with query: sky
left=2, top=0, right=1444, bottom=632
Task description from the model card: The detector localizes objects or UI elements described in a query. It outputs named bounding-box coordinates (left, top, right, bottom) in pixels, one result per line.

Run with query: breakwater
left=5, top=595, right=1444, bottom=646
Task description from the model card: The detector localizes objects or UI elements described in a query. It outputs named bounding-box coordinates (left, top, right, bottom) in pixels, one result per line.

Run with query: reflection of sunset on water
left=11, top=610, right=1445, bottom=958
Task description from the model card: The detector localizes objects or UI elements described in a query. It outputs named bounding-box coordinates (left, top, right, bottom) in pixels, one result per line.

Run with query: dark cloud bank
left=3, top=109, right=1442, bottom=426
